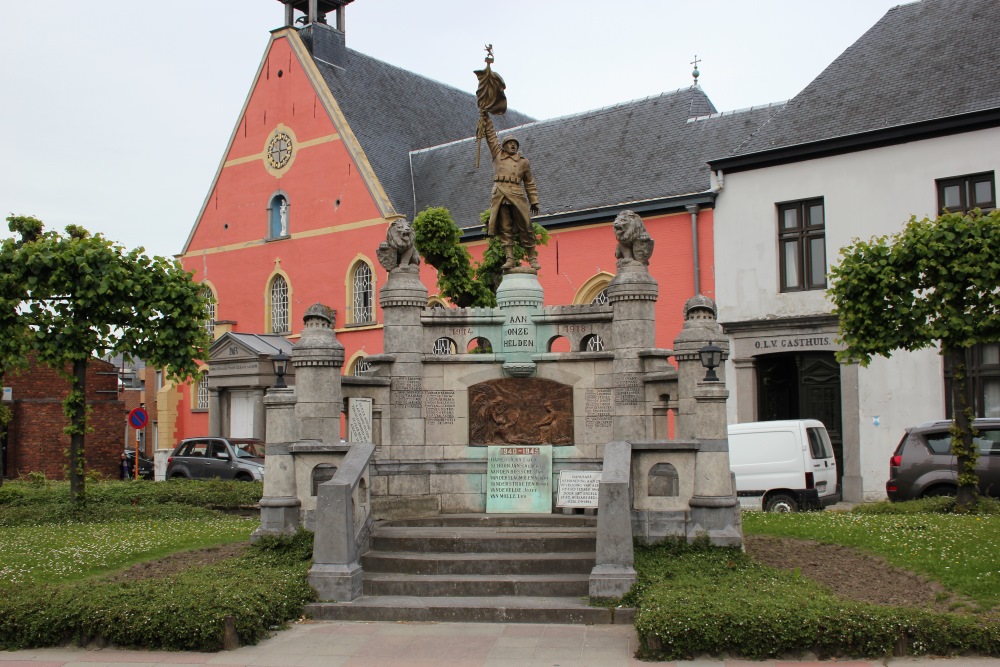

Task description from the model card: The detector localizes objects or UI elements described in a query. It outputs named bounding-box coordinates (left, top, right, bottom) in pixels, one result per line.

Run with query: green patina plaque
left=486, top=445, right=552, bottom=513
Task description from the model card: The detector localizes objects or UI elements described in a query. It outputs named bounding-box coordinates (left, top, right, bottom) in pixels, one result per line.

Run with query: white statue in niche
left=279, top=200, right=289, bottom=236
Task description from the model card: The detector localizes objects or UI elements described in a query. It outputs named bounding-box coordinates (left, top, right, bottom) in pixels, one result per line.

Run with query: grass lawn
left=0, top=517, right=254, bottom=584
left=0, top=479, right=314, bottom=652
left=743, top=504, right=1000, bottom=609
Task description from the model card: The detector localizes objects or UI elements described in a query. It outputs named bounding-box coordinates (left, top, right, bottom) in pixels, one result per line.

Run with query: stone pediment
left=208, top=332, right=295, bottom=385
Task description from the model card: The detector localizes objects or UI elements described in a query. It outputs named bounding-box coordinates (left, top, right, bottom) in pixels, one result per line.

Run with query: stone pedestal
left=380, top=266, right=428, bottom=459
left=292, top=304, right=345, bottom=442
left=607, top=265, right=658, bottom=442
left=496, top=270, right=543, bottom=377
left=253, top=386, right=300, bottom=541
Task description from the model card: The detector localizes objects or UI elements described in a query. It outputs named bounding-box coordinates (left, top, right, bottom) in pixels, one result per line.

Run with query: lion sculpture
left=376, top=218, right=420, bottom=272
left=613, top=209, right=654, bottom=267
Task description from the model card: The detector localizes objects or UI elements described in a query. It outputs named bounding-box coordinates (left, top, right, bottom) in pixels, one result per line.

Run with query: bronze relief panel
left=469, top=378, right=573, bottom=446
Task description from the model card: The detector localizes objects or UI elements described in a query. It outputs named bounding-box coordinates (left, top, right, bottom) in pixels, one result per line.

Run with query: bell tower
left=277, top=0, right=353, bottom=29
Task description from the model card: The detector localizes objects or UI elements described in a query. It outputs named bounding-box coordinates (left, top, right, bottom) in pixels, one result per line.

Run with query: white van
left=727, top=419, right=840, bottom=512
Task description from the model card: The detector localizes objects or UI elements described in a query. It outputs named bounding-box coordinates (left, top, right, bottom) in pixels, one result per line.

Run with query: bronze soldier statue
left=475, top=46, right=540, bottom=271
left=480, top=110, right=540, bottom=270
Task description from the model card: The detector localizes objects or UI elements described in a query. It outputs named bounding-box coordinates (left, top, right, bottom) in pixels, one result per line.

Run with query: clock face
left=266, top=132, right=293, bottom=170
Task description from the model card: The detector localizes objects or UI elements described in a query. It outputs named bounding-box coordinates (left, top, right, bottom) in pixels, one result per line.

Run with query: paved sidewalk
left=0, top=620, right=996, bottom=666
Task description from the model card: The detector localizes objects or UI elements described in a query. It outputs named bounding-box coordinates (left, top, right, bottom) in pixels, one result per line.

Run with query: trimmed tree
left=828, top=208, right=1000, bottom=508
left=0, top=216, right=211, bottom=502
left=412, top=206, right=548, bottom=307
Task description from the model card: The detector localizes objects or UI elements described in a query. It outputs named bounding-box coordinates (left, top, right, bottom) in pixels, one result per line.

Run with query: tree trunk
left=947, top=347, right=977, bottom=509
left=69, top=359, right=88, bottom=504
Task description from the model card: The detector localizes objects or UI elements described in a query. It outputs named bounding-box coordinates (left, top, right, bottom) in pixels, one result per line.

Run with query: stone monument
left=254, top=204, right=742, bottom=601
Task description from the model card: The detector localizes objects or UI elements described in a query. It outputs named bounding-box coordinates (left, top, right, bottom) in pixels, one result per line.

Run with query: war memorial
left=249, top=53, right=742, bottom=622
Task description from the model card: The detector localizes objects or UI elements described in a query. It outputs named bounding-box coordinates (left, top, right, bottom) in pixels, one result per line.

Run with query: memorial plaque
left=347, top=397, right=373, bottom=443
left=424, top=390, right=455, bottom=424
left=614, top=373, right=641, bottom=406
left=556, top=470, right=601, bottom=508
left=469, top=378, right=573, bottom=446
left=393, top=376, right=423, bottom=408
left=585, top=388, right=614, bottom=429
left=486, top=445, right=552, bottom=513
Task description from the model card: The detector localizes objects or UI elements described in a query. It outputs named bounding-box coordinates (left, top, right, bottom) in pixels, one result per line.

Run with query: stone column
left=673, top=295, right=741, bottom=547
left=496, top=269, right=544, bottom=378
left=253, top=386, right=300, bottom=540
left=379, top=265, right=428, bottom=458
left=607, top=264, right=658, bottom=442
left=208, top=388, right=222, bottom=436
left=292, top=304, right=344, bottom=442
left=252, top=387, right=266, bottom=441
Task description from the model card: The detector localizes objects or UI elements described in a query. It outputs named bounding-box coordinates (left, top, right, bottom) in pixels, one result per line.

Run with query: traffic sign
left=128, top=407, right=148, bottom=430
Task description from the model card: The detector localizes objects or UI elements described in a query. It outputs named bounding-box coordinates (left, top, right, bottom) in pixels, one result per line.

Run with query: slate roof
left=725, top=0, right=1000, bottom=159
left=411, top=88, right=782, bottom=229
left=211, top=332, right=295, bottom=357
left=312, top=48, right=534, bottom=220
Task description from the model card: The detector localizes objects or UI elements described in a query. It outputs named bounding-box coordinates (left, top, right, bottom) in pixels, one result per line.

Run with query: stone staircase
left=304, top=514, right=634, bottom=624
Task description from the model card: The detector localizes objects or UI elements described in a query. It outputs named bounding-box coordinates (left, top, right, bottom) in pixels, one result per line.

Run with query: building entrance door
left=757, top=352, right=843, bottom=488
left=229, top=390, right=254, bottom=439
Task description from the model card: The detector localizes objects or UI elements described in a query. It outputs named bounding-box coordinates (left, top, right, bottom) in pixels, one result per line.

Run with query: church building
left=170, top=0, right=1000, bottom=503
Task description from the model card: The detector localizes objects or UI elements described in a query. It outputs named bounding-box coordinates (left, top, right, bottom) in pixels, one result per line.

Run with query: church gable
left=180, top=29, right=388, bottom=257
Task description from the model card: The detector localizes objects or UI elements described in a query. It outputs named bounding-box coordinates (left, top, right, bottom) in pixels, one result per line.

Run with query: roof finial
left=691, top=54, right=701, bottom=87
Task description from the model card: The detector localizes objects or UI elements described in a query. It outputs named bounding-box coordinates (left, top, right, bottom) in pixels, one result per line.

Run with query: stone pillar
left=673, top=295, right=727, bottom=440
left=208, top=388, right=222, bottom=436
left=607, top=264, right=658, bottom=442
left=292, top=304, right=345, bottom=442
left=673, top=295, right=741, bottom=547
left=253, top=386, right=300, bottom=540
left=252, top=387, right=266, bottom=441
left=379, top=265, right=428, bottom=458
left=496, top=269, right=544, bottom=378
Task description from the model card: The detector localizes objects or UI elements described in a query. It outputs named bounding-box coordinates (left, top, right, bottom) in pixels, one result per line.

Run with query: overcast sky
left=1, top=0, right=905, bottom=258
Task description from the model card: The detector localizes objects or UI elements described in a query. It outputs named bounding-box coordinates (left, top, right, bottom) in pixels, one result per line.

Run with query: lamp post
left=699, top=343, right=723, bottom=382
left=271, top=351, right=290, bottom=389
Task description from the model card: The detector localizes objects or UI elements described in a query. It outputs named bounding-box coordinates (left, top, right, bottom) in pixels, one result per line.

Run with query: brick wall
left=3, top=356, right=125, bottom=480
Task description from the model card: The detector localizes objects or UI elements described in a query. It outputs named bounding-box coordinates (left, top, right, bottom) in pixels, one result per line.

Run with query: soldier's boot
left=527, top=248, right=540, bottom=270
left=501, top=245, right=516, bottom=270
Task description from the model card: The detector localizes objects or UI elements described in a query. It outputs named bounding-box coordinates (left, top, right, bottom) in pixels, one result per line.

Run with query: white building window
left=352, top=263, right=374, bottom=324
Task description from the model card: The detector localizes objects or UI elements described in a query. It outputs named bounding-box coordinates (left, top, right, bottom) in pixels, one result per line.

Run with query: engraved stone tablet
left=486, top=445, right=552, bottom=513
left=556, top=470, right=601, bottom=508
left=614, top=373, right=641, bottom=406
left=424, top=390, right=455, bottom=424
left=347, top=397, right=372, bottom=443
left=585, top=388, right=614, bottom=429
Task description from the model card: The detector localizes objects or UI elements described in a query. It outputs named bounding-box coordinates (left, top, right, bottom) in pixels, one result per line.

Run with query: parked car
left=123, top=449, right=154, bottom=480
left=728, top=419, right=840, bottom=512
left=886, top=418, right=1000, bottom=500
left=166, top=437, right=264, bottom=481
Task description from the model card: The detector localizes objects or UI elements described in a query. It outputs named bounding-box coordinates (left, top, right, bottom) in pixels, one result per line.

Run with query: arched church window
left=351, top=261, right=374, bottom=324
left=201, top=284, right=216, bottom=339
left=269, top=274, right=290, bottom=333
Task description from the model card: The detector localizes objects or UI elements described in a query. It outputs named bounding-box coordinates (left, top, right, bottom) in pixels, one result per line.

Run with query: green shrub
left=629, top=538, right=1000, bottom=661
left=0, top=530, right=315, bottom=651
left=0, top=479, right=262, bottom=527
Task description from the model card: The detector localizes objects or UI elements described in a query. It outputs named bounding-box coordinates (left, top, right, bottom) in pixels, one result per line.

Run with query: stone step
left=371, top=526, right=597, bottom=554
left=363, top=573, right=590, bottom=597
left=305, top=595, right=634, bottom=625
left=361, top=550, right=596, bottom=575
left=382, top=513, right=597, bottom=529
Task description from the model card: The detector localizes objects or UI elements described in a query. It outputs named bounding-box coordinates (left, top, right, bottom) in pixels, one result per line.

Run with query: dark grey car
left=886, top=419, right=1000, bottom=500
left=166, top=437, right=264, bottom=481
